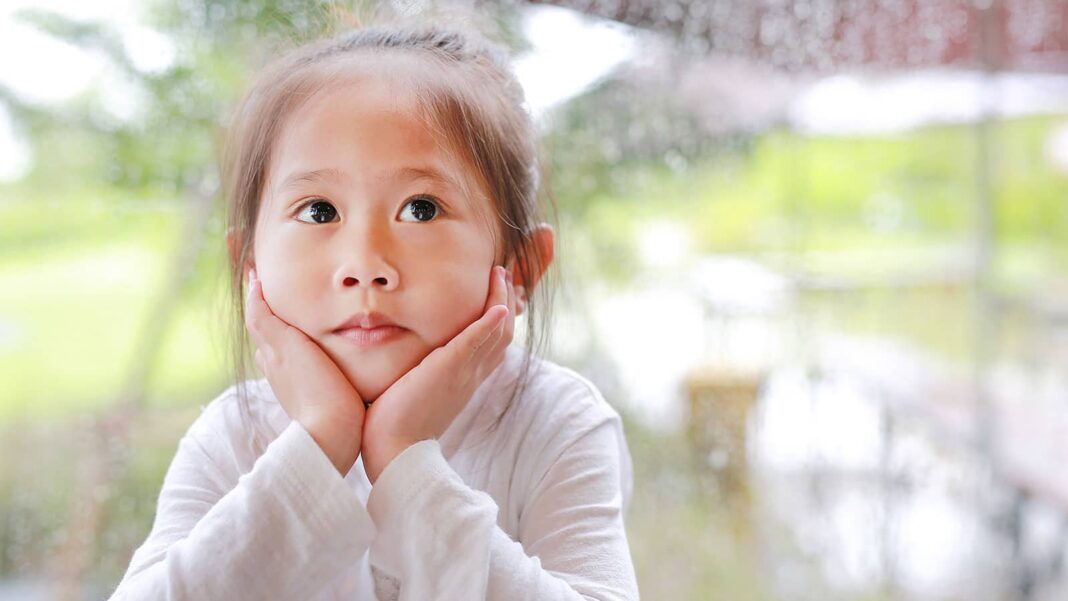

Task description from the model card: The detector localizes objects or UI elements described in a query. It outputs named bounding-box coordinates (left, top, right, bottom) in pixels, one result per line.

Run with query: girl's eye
left=399, top=197, right=440, bottom=223
left=295, top=199, right=338, bottom=224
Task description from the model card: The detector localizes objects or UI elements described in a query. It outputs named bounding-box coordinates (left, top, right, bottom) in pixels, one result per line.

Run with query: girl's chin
left=339, top=359, right=401, bottom=403
left=354, top=381, right=389, bottom=404
left=330, top=344, right=429, bottom=403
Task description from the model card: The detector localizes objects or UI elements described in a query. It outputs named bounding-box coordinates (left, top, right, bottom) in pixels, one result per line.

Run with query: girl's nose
left=338, top=262, right=399, bottom=290
left=335, top=221, right=400, bottom=291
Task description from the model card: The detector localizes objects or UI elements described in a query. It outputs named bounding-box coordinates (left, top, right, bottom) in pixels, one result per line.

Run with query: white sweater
left=107, top=345, right=639, bottom=600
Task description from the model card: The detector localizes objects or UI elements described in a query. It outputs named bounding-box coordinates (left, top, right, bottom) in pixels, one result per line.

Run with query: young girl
left=108, top=18, right=638, bottom=601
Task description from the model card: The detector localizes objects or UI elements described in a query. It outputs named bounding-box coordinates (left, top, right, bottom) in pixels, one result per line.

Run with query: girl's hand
left=361, top=265, right=515, bottom=484
left=245, top=269, right=366, bottom=475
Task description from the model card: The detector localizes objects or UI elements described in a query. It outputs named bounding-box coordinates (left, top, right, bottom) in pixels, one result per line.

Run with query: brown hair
left=219, top=17, right=558, bottom=452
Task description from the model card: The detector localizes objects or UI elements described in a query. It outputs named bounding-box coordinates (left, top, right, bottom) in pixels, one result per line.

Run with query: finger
left=478, top=266, right=508, bottom=328
left=444, top=301, right=506, bottom=367
left=478, top=271, right=513, bottom=376
left=244, top=270, right=270, bottom=342
left=245, top=270, right=289, bottom=347
left=483, top=265, right=509, bottom=315
left=497, top=269, right=516, bottom=349
left=489, top=266, right=511, bottom=341
left=475, top=303, right=509, bottom=353
left=495, top=266, right=514, bottom=336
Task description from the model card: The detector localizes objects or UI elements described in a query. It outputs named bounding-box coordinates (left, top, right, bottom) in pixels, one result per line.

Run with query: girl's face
left=251, top=72, right=499, bottom=402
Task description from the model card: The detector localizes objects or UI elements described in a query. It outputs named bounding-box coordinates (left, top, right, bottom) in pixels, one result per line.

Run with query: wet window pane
left=2, top=0, right=1068, bottom=599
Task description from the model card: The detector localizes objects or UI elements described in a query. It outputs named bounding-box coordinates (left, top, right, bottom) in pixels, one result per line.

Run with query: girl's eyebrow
left=388, top=165, right=460, bottom=191
left=276, top=165, right=460, bottom=193
left=277, top=168, right=345, bottom=193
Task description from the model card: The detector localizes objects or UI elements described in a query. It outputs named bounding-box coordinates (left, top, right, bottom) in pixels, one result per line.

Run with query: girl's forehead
left=280, top=50, right=489, bottom=158
left=271, top=70, right=461, bottom=181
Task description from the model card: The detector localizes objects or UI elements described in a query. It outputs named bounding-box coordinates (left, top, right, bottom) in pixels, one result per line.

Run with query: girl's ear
left=508, top=223, right=554, bottom=301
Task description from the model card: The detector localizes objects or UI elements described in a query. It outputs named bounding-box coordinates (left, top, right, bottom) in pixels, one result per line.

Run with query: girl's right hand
left=245, top=269, right=366, bottom=475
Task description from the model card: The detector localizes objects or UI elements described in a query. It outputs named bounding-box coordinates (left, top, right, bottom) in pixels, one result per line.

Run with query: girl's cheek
left=424, top=271, right=488, bottom=343
left=256, top=271, right=303, bottom=325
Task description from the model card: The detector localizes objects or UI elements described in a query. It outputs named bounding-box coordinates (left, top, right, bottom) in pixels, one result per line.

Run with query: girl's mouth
left=333, top=325, right=408, bottom=347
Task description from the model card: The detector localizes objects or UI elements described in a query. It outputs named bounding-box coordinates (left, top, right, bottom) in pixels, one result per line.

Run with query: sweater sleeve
left=365, top=415, right=640, bottom=601
left=107, top=411, right=377, bottom=600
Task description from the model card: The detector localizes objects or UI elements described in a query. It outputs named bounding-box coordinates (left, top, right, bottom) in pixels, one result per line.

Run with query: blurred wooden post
left=685, top=365, right=763, bottom=541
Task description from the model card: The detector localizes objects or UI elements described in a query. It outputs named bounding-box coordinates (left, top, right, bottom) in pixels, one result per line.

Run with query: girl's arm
left=365, top=405, right=639, bottom=601
left=108, top=266, right=374, bottom=599
left=106, top=395, right=376, bottom=600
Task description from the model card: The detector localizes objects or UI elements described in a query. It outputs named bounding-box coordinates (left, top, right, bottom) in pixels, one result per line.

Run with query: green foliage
left=547, top=98, right=1068, bottom=285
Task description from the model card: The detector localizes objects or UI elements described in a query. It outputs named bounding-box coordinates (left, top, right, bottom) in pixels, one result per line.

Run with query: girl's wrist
left=302, top=411, right=363, bottom=476
left=365, top=438, right=415, bottom=485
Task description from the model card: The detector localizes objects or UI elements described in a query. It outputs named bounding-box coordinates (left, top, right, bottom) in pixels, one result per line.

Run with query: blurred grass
left=586, top=115, right=1068, bottom=264
left=0, top=190, right=232, bottom=422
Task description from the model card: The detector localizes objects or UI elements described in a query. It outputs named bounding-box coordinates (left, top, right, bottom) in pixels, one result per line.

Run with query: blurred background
left=2, top=0, right=1068, bottom=599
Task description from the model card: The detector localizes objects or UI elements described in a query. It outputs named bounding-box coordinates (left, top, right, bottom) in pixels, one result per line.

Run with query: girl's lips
left=333, top=325, right=408, bottom=347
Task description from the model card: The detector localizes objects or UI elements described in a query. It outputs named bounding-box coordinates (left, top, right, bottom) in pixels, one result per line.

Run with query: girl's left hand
left=361, top=265, right=516, bottom=484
